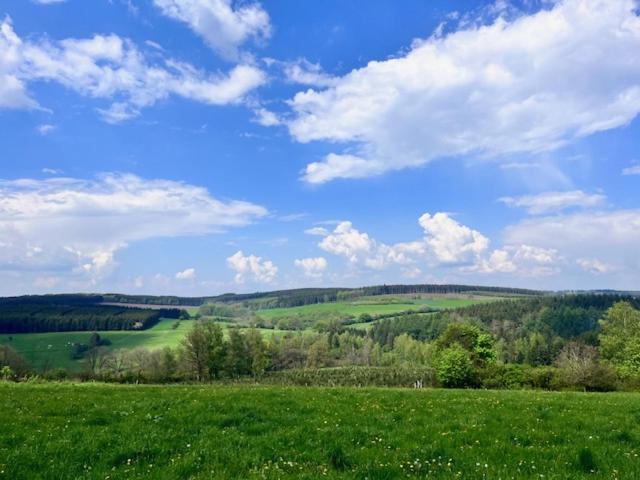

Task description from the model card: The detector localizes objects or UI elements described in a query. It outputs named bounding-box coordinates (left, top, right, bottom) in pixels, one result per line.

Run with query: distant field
left=256, top=295, right=497, bottom=320
left=0, top=319, right=309, bottom=371
left=0, top=318, right=193, bottom=370
left=1, top=383, right=639, bottom=479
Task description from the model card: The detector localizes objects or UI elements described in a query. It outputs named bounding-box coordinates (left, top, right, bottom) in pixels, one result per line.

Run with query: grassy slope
left=1, top=384, right=639, bottom=479
left=0, top=320, right=309, bottom=371
left=0, top=319, right=193, bottom=371
left=256, top=296, right=497, bottom=320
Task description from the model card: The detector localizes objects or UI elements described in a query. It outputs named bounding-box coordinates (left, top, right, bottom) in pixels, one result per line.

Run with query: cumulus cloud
left=175, top=267, right=196, bottom=280
left=499, top=190, right=606, bottom=214
left=470, top=244, right=559, bottom=277
left=285, top=0, right=640, bottom=183
left=227, top=250, right=277, bottom=283
left=0, top=173, right=267, bottom=281
left=317, top=214, right=482, bottom=269
left=419, top=213, right=488, bottom=264
left=504, top=210, right=640, bottom=275
left=0, top=17, right=265, bottom=120
left=152, top=0, right=271, bottom=60
left=318, top=221, right=374, bottom=264
left=294, top=257, right=327, bottom=278
left=314, top=213, right=562, bottom=278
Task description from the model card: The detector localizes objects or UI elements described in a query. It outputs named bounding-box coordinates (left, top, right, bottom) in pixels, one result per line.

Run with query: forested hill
left=1, top=284, right=543, bottom=309
left=371, top=293, right=640, bottom=349
left=0, top=296, right=181, bottom=334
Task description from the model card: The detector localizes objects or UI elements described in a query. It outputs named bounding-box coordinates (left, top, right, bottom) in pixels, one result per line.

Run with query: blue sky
left=0, top=0, right=639, bottom=296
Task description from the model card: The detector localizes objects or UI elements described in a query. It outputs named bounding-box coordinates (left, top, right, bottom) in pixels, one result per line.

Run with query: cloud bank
left=0, top=174, right=267, bottom=281
left=285, top=0, right=640, bottom=183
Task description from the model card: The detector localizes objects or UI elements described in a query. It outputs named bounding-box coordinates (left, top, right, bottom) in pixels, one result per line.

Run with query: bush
left=479, top=364, right=559, bottom=390
left=435, top=344, right=476, bottom=388
left=43, top=368, right=68, bottom=381
left=1, top=365, right=14, bottom=381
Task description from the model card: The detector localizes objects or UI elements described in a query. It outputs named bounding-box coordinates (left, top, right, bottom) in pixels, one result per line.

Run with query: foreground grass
left=0, top=384, right=638, bottom=479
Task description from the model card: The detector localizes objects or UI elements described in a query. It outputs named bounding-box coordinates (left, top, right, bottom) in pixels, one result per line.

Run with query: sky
left=0, top=0, right=639, bottom=296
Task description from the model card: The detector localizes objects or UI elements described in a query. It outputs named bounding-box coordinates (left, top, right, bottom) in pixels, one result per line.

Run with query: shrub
left=435, top=343, right=476, bottom=388
left=43, top=368, right=68, bottom=381
left=0, top=365, right=14, bottom=381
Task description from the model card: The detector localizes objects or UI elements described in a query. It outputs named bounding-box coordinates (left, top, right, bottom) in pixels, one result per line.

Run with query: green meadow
left=0, top=319, right=302, bottom=371
left=1, top=383, right=638, bottom=479
left=255, top=295, right=496, bottom=320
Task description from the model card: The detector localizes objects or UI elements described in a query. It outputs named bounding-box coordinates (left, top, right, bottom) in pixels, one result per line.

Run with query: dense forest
left=372, top=295, right=640, bottom=342
left=0, top=304, right=181, bottom=333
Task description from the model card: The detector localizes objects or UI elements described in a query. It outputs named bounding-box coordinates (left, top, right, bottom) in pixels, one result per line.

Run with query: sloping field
left=255, top=295, right=497, bottom=320
left=0, top=384, right=638, bottom=479
left=0, top=320, right=308, bottom=371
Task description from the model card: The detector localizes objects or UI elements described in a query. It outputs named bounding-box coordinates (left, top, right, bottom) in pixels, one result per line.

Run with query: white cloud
left=0, top=173, right=267, bottom=281
left=499, top=190, right=606, bottom=214
left=622, top=164, right=640, bottom=175
left=36, top=124, right=56, bottom=135
left=317, top=214, right=484, bottom=270
left=32, top=0, right=67, bottom=4
left=286, top=0, right=640, bottom=183
left=282, top=58, right=337, bottom=87
left=252, top=107, right=281, bottom=126
left=227, top=250, right=277, bottom=283
left=419, top=213, right=488, bottom=264
left=175, top=267, right=196, bottom=280
left=576, top=258, right=613, bottom=274
left=504, top=210, right=640, bottom=275
left=470, top=244, right=559, bottom=277
left=294, top=257, right=327, bottom=278
left=152, top=0, right=271, bottom=60
left=318, top=221, right=375, bottom=264
left=315, top=213, right=561, bottom=278
left=304, top=226, right=329, bottom=236
left=0, top=17, right=265, bottom=121
left=41, top=168, right=62, bottom=175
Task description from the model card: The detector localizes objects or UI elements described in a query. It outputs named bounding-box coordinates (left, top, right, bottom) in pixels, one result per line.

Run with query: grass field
left=0, top=319, right=311, bottom=371
left=1, top=384, right=638, bottom=479
left=0, top=319, right=194, bottom=371
left=255, top=296, right=496, bottom=320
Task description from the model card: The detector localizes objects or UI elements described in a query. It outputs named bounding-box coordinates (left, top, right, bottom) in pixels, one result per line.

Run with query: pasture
left=0, top=319, right=309, bottom=371
left=0, top=384, right=638, bottom=479
left=255, top=295, right=496, bottom=320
